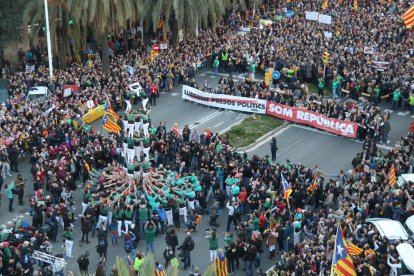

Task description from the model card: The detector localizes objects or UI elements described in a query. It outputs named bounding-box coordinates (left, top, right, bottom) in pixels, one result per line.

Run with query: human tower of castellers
left=84, top=96, right=200, bottom=237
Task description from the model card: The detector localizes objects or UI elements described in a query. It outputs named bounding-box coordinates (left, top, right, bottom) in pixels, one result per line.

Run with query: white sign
left=160, top=43, right=168, bottom=50
left=25, top=64, right=35, bottom=73
left=318, top=14, right=332, bottom=25
left=178, top=30, right=184, bottom=42
left=305, top=11, right=319, bottom=21
left=240, top=27, right=251, bottom=32
left=324, top=31, right=333, bottom=38
left=182, top=85, right=266, bottom=114
left=63, top=88, right=72, bottom=97
left=363, top=47, right=375, bottom=54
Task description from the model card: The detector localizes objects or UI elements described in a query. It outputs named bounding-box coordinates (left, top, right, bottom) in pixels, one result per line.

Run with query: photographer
left=177, top=231, right=194, bottom=270
left=77, top=252, right=90, bottom=275
left=144, top=220, right=156, bottom=254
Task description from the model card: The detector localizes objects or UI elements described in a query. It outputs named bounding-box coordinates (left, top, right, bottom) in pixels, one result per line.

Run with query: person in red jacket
left=149, top=82, right=159, bottom=106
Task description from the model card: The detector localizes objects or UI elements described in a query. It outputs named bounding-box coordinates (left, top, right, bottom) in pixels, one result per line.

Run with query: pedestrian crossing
left=383, top=109, right=411, bottom=117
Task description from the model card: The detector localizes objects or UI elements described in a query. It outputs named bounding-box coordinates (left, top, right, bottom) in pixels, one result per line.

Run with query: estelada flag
left=331, top=225, right=356, bottom=276
left=389, top=163, right=396, bottom=187
left=347, top=241, right=363, bottom=256
left=308, top=176, right=317, bottom=193
left=215, top=255, right=228, bottom=276
left=403, top=4, right=414, bottom=29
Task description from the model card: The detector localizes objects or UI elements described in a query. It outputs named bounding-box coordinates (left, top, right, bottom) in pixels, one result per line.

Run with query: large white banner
left=182, top=85, right=266, bottom=114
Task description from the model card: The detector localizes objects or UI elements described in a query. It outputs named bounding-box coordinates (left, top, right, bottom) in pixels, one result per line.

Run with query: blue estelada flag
left=104, top=100, right=119, bottom=121
left=102, top=113, right=121, bottom=133
left=331, top=225, right=356, bottom=276
left=281, top=173, right=292, bottom=200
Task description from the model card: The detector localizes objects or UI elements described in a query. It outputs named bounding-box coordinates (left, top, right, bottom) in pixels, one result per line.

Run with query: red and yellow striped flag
left=353, top=0, right=358, bottom=11
left=403, top=4, right=414, bottom=29
left=389, top=163, right=396, bottom=186
left=215, top=256, right=228, bottom=276
left=308, top=176, right=317, bottom=193
left=331, top=225, right=356, bottom=276
left=348, top=241, right=363, bottom=256
left=102, top=113, right=121, bottom=133
left=322, top=0, right=329, bottom=11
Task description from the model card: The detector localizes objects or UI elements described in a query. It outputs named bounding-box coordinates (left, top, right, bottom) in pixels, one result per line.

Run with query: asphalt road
left=1, top=69, right=413, bottom=275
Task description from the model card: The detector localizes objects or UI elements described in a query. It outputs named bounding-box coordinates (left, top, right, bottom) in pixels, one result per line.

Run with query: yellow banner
left=82, top=104, right=105, bottom=124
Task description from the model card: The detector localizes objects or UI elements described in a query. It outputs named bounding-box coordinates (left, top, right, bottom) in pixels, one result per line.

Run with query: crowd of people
left=0, top=0, right=413, bottom=275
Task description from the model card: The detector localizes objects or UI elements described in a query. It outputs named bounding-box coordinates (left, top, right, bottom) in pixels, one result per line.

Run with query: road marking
left=383, top=109, right=393, bottom=113
left=397, top=111, right=410, bottom=116
left=171, top=93, right=178, bottom=96
left=206, top=71, right=246, bottom=79
left=214, top=122, right=224, bottom=127
left=199, top=73, right=206, bottom=76
left=209, top=75, right=217, bottom=79
left=190, top=111, right=224, bottom=130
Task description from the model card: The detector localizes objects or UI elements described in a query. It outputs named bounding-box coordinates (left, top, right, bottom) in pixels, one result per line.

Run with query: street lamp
left=43, top=0, right=54, bottom=80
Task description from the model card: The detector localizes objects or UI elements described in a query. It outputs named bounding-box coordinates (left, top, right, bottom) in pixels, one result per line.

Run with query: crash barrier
left=182, top=85, right=358, bottom=139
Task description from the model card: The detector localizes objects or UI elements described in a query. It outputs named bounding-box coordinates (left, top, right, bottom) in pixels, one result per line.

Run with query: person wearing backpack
left=124, top=232, right=136, bottom=258
left=96, top=230, right=108, bottom=259
left=177, top=231, right=194, bottom=270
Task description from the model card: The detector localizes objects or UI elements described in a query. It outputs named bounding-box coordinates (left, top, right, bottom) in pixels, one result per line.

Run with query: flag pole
left=43, top=0, right=54, bottom=80
left=330, top=224, right=339, bottom=276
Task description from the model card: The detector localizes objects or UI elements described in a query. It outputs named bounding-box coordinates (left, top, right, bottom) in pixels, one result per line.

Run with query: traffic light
left=322, top=52, right=330, bottom=65
left=68, top=19, right=75, bottom=25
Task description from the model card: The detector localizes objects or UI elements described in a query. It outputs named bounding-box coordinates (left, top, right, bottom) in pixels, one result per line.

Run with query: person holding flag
left=331, top=225, right=356, bottom=276
left=214, top=248, right=228, bottom=276
left=281, top=172, right=292, bottom=209
left=102, top=100, right=121, bottom=134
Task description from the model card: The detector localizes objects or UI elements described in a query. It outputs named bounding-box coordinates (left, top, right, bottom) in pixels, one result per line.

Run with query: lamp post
left=43, top=0, right=54, bottom=80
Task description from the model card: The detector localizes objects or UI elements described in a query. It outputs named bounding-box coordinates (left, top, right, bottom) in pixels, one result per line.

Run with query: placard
left=305, top=11, right=319, bottom=21
left=318, top=14, right=332, bottom=25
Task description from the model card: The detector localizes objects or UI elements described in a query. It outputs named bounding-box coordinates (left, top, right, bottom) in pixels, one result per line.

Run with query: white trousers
left=127, top=148, right=135, bottom=163
left=210, top=249, right=217, bottom=263
left=179, top=207, right=187, bottom=223
left=65, top=240, right=73, bottom=257
left=166, top=209, right=173, bottom=226
left=142, top=98, right=148, bottom=110
left=127, top=123, right=135, bottom=137
left=117, top=221, right=123, bottom=237
left=142, top=123, right=149, bottom=138
left=124, top=220, right=133, bottom=232
left=134, top=146, right=141, bottom=159
left=187, top=200, right=195, bottom=210
left=134, top=121, right=142, bottom=133
left=125, top=100, right=132, bottom=112
left=123, top=143, right=128, bottom=157
left=81, top=202, right=88, bottom=216
left=123, top=119, right=128, bottom=130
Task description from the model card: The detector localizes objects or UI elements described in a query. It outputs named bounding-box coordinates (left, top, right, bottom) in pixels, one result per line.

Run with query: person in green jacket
left=318, top=78, right=325, bottom=97
left=213, top=57, right=220, bottom=75
left=144, top=221, right=156, bottom=254
left=392, top=89, right=401, bottom=110
left=332, top=76, right=339, bottom=99
left=134, top=253, right=144, bottom=273
left=373, top=84, right=381, bottom=105
left=207, top=229, right=219, bottom=262
left=409, top=93, right=414, bottom=114
left=5, top=182, right=15, bottom=212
